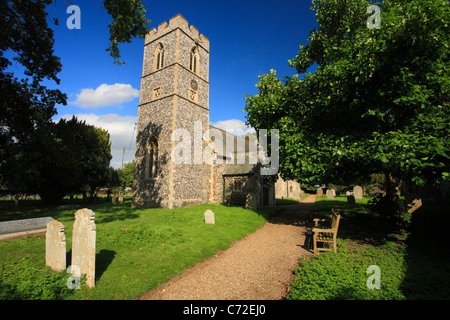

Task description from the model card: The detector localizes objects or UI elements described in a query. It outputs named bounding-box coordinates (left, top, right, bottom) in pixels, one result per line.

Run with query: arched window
left=154, top=43, right=165, bottom=71
left=145, top=136, right=158, bottom=178
left=189, top=47, right=199, bottom=74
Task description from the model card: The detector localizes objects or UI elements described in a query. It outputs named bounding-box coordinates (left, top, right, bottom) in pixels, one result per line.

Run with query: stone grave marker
left=0, top=217, right=54, bottom=241
left=316, top=188, right=323, bottom=197
left=45, top=220, right=66, bottom=272
left=204, top=209, right=215, bottom=224
left=71, top=208, right=96, bottom=288
left=353, top=186, right=363, bottom=199
left=326, top=189, right=335, bottom=199
left=347, top=195, right=355, bottom=204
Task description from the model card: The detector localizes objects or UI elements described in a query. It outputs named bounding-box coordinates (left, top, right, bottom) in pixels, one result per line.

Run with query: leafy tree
left=0, top=0, right=150, bottom=197
left=117, top=161, right=135, bottom=188
left=245, top=0, right=449, bottom=220
left=18, top=116, right=112, bottom=204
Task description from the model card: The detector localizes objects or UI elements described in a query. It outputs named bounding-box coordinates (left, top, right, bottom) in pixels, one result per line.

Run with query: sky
left=19, top=0, right=319, bottom=168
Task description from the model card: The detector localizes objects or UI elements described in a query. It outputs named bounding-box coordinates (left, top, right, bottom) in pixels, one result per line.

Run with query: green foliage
left=3, top=116, right=113, bottom=203
left=0, top=258, right=73, bottom=300
left=1, top=0, right=150, bottom=195
left=117, top=161, right=135, bottom=188
left=103, top=0, right=151, bottom=65
left=244, top=0, right=450, bottom=189
left=287, top=240, right=406, bottom=300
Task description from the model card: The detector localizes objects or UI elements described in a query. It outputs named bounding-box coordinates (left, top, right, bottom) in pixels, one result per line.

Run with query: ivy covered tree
left=245, top=0, right=449, bottom=220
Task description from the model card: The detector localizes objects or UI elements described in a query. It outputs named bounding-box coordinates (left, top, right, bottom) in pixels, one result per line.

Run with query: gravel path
left=140, top=195, right=316, bottom=300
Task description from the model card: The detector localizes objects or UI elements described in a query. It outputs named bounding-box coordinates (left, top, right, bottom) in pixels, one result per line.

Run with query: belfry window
left=145, top=136, right=158, bottom=178
left=154, top=43, right=165, bottom=71
left=189, top=47, right=199, bottom=74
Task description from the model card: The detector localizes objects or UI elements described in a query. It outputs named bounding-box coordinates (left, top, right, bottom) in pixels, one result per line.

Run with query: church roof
left=222, top=163, right=258, bottom=176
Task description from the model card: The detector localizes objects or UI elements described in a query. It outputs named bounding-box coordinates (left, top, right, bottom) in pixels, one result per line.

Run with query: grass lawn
left=287, top=196, right=450, bottom=300
left=0, top=198, right=278, bottom=300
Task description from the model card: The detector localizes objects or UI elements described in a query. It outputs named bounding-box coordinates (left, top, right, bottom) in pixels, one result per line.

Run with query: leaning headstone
left=45, top=220, right=66, bottom=272
left=353, top=186, right=363, bottom=199
left=204, top=209, right=215, bottom=224
left=326, top=189, right=335, bottom=200
left=72, top=208, right=96, bottom=288
left=316, top=188, right=323, bottom=197
left=347, top=195, right=355, bottom=204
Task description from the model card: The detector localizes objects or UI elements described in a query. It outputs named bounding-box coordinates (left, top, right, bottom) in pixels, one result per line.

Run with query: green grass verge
left=0, top=199, right=278, bottom=300
left=287, top=196, right=450, bottom=300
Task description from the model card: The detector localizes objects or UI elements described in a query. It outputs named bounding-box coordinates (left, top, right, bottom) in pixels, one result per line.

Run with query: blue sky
left=27, top=0, right=319, bottom=167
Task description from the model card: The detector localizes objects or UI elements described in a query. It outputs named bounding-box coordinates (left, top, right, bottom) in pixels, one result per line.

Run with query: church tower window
left=145, top=136, right=158, bottom=178
left=154, top=43, right=165, bottom=71
left=189, top=47, right=199, bottom=74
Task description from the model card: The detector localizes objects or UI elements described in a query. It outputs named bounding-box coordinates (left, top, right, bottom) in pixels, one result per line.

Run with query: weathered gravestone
left=204, top=209, right=215, bottom=224
left=347, top=195, right=355, bottom=204
left=316, top=188, right=323, bottom=197
left=71, top=208, right=96, bottom=288
left=353, top=186, right=363, bottom=199
left=326, top=189, right=335, bottom=200
left=45, top=220, right=66, bottom=272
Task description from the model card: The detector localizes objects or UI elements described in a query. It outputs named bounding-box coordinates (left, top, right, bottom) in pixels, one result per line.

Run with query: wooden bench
left=312, top=209, right=341, bottom=254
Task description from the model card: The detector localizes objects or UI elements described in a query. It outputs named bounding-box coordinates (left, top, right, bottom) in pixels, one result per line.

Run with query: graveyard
left=1, top=190, right=450, bottom=300
left=0, top=197, right=275, bottom=299
left=1, top=0, right=449, bottom=304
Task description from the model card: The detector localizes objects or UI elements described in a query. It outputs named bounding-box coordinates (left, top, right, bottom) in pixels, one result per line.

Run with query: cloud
left=210, top=119, right=255, bottom=136
left=57, top=113, right=137, bottom=169
left=72, top=83, right=139, bottom=108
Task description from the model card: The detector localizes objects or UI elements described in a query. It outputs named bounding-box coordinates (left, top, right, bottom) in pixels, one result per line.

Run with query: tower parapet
left=145, top=14, right=210, bottom=52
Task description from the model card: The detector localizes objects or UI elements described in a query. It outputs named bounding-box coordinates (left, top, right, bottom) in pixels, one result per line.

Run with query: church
left=132, top=14, right=297, bottom=210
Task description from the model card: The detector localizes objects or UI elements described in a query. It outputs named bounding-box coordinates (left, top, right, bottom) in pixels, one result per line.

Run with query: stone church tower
left=133, top=14, right=212, bottom=209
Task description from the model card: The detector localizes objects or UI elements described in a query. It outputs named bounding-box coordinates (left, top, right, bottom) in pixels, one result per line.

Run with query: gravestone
left=204, top=209, right=215, bottom=224
left=0, top=217, right=54, bottom=235
left=0, top=217, right=54, bottom=241
left=347, top=195, right=355, bottom=204
left=326, top=189, right=335, bottom=200
left=316, top=188, right=323, bottom=197
left=353, top=186, right=363, bottom=199
left=45, top=220, right=66, bottom=272
left=72, top=208, right=96, bottom=288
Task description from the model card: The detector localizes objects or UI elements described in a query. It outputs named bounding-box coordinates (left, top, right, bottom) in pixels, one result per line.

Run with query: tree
left=244, top=0, right=449, bottom=220
left=0, top=0, right=150, bottom=197
left=10, top=116, right=113, bottom=204
left=117, top=161, right=135, bottom=188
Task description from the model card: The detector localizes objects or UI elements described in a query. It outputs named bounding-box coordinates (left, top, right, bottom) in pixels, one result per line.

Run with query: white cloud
left=210, top=119, right=255, bottom=136
left=57, top=113, right=137, bottom=169
left=72, top=83, right=139, bottom=108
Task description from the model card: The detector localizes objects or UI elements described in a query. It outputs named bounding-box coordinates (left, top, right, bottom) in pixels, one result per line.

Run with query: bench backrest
left=330, top=209, right=341, bottom=232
